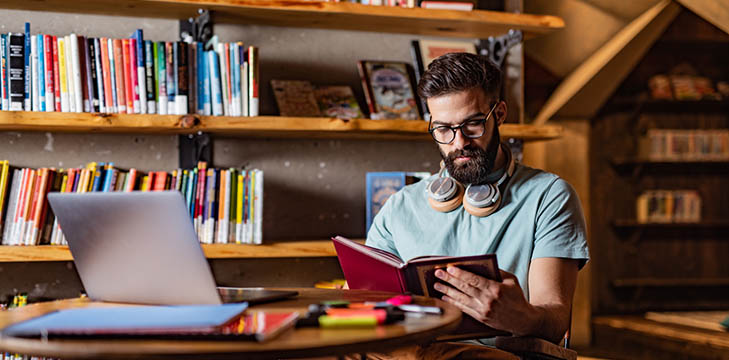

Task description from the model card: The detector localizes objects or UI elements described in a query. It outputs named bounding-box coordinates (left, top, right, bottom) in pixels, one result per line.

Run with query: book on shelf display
left=358, top=60, right=420, bottom=120
left=0, top=161, right=264, bottom=246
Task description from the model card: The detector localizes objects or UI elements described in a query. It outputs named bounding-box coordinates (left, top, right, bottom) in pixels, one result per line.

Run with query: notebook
left=1, top=303, right=300, bottom=341
left=46, top=191, right=297, bottom=305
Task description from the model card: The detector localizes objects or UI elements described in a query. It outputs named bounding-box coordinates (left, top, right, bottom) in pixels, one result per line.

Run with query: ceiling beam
left=533, top=0, right=680, bottom=124
left=676, top=0, right=729, bottom=35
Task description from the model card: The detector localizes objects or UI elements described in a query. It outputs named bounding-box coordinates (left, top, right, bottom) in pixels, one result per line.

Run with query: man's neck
left=493, top=142, right=506, bottom=172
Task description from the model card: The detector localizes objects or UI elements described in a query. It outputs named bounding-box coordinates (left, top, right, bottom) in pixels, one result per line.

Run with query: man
left=366, top=53, right=589, bottom=357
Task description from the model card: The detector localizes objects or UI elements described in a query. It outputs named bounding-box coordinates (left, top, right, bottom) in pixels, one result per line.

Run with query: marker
left=398, top=304, right=442, bottom=315
left=319, top=315, right=378, bottom=328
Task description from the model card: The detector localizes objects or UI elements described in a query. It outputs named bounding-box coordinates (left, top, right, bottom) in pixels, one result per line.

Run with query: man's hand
left=433, top=267, right=539, bottom=336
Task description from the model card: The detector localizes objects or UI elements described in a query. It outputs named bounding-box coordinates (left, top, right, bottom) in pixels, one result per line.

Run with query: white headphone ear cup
left=428, top=181, right=464, bottom=213
left=463, top=187, right=502, bottom=217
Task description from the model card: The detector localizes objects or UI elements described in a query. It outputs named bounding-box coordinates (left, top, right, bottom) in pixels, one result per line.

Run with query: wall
left=0, top=8, right=442, bottom=299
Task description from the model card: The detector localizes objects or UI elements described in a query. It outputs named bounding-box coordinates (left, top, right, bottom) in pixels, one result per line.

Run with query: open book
left=332, top=236, right=501, bottom=297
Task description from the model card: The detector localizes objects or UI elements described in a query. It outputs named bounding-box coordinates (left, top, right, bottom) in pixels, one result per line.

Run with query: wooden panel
left=0, top=111, right=563, bottom=141
left=0, top=240, right=362, bottom=262
left=644, top=311, right=729, bottom=332
left=533, top=0, right=680, bottom=124
left=0, top=0, right=564, bottom=39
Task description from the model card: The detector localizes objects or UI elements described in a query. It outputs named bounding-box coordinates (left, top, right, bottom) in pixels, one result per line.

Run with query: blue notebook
left=2, top=303, right=248, bottom=338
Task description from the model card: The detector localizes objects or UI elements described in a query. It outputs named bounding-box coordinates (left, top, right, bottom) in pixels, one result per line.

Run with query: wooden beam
left=0, top=0, right=564, bottom=39
left=533, top=0, right=680, bottom=124
left=676, top=0, right=729, bottom=35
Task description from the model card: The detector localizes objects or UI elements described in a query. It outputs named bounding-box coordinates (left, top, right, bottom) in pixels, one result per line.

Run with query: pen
left=398, top=304, right=442, bottom=315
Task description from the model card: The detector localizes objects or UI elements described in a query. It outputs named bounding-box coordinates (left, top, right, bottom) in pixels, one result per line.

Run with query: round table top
left=0, top=288, right=462, bottom=359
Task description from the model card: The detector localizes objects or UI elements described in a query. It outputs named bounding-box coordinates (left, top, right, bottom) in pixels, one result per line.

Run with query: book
left=365, top=171, right=429, bottom=232
left=313, top=85, right=363, bottom=118
left=8, top=33, right=25, bottom=111
left=1, top=303, right=249, bottom=338
left=412, top=39, right=477, bottom=75
left=358, top=61, right=420, bottom=120
left=271, top=80, right=320, bottom=117
left=419, top=0, right=475, bottom=10
left=332, top=236, right=501, bottom=297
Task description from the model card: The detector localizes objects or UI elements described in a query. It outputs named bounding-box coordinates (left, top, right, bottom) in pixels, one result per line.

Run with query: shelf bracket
left=477, top=29, right=522, bottom=67
left=178, top=10, right=214, bottom=168
left=179, top=132, right=212, bottom=169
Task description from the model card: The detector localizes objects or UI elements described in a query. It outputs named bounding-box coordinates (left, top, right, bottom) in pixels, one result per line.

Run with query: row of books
left=339, top=0, right=477, bottom=10
left=640, top=129, right=729, bottom=161
left=636, top=190, right=701, bottom=224
left=0, top=161, right=263, bottom=247
left=648, top=73, right=729, bottom=101
left=0, top=23, right=259, bottom=117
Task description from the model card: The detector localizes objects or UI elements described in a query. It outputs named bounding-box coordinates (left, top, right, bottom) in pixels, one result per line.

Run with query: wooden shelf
left=612, top=220, right=729, bottom=230
left=0, top=0, right=564, bottom=39
left=613, top=277, right=729, bottom=288
left=604, top=98, right=729, bottom=114
left=0, top=111, right=563, bottom=142
left=0, top=240, right=357, bottom=262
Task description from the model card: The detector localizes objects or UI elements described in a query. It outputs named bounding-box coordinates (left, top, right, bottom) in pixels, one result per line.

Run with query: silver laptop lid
left=47, top=191, right=222, bottom=305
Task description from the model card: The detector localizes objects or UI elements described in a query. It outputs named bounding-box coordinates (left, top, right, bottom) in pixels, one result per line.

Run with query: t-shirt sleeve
left=533, top=178, right=590, bottom=268
left=365, top=194, right=401, bottom=258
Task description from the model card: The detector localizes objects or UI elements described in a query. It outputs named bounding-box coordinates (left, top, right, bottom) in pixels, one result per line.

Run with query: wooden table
left=0, top=288, right=463, bottom=359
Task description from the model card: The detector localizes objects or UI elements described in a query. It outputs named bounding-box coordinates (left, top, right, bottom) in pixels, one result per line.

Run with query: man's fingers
left=441, top=295, right=488, bottom=324
left=433, top=282, right=476, bottom=307
left=435, top=268, right=482, bottom=297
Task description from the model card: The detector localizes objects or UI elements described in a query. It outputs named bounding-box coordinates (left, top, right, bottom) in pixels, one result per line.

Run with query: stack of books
left=0, top=23, right=259, bottom=116
left=0, top=160, right=263, bottom=247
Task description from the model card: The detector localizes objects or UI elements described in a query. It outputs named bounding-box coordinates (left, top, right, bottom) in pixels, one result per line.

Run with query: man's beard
left=440, top=125, right=500, bottom=185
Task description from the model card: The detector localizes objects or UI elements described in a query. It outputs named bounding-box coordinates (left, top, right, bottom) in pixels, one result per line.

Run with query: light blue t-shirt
left=366, top=164, right=589, bottom=299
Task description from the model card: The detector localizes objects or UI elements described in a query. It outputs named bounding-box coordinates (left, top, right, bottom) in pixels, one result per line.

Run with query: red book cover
left=43, top=35, right=54, bottom=111
left=112, top=39, right=126, bottom=114
left=122, top=39, right=133, bottom=114
left=52, top=36, right=61, bottom=111
left=225, top=43, right=232, bottom=111
left=99, top=38, right=113, bottom=113
left=332, top=236, right=501, bottom=297
left=129, top=37, right=139, bottom=113
left=152, top=171, right=168, bottom=191
left=194, top=161, right=208, bottom=225
left=77, top=35, right=90, bottom=112
left=20, top=170, right=38, bottom=244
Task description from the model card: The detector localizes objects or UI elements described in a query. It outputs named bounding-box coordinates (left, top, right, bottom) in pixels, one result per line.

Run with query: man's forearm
left=520, top=303, right=570, bottom=344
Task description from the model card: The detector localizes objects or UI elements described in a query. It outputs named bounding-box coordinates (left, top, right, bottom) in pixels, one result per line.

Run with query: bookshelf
left=589, top=10, right=729, bottom=315
left=0, top=111, right=562, bottom=141
left=0, top=0, right=564, bottom=39
left=0, top=239, right=366, bottom=262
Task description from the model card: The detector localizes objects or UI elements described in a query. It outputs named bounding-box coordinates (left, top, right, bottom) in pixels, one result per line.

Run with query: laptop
left=47, top=191, right=297, bottom=305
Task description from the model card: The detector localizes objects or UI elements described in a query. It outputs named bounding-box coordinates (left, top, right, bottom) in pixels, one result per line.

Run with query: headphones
left=427, top=143, right=515, bottom=217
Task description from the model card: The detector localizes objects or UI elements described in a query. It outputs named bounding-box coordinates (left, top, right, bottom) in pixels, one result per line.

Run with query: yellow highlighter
left=318, top=315, right=378, bottom=328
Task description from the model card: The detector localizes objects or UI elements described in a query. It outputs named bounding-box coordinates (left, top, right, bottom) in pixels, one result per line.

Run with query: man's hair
left=417, top=52, right=501, bottom=101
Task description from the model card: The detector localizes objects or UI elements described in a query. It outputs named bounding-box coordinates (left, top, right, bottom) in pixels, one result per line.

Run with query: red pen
left=386, top=295, right=412, bottom=306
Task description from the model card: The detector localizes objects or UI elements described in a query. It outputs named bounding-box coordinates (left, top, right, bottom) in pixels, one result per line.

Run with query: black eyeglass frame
left=427, top=102, right=500, bottom=145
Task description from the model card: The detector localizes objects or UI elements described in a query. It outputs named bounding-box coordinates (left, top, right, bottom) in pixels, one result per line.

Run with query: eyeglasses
left=428, top=103, right=498, bottom=145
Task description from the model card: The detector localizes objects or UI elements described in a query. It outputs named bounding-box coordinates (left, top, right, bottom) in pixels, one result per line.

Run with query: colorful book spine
left=144, top=40, right=155, bottom=114
left=23, top=23, right=30, bottom=111
left=112, top=39, right=126, bottom=113
left=156, top=41, right=167, bottom=115
left=247, top=46, right=259, bottom=116
left=43, top=34, right=55, bottom=112
left=30, top=35, right=39, bottom=112
left=133, top=30, right=147, bottom=114
left=128, top=37, right=140, bottom=113
left=36, top=35, right=46, bottom=112
left=176, top=41, right=188, bottom=116
left=8, top=33, right=25, bottom=111
left=0, top=34, right=7, bottom=110
left=51, top=36, right=61, bottom=111
left=165, top=41, right=175, bottom=115
left=208, top=51, right=222, bottom=116
left=57, top=37, right=69, bottom=112
left=69, top=34, right=83, bottom=113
